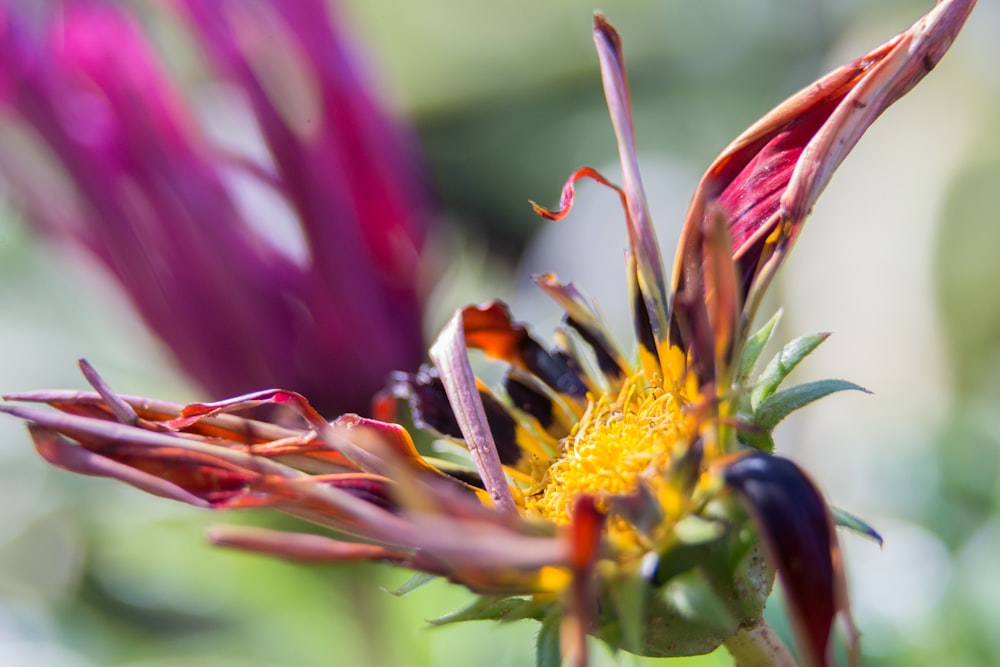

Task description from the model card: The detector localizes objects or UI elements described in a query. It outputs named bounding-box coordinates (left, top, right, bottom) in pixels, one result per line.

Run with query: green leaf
left=536, top=614, right=562, bottom=667
left=430, top=595, right=548, bottom=625
left=832, top=506, right=883, bottom=546
left=750, top=332, right=830, bottom=410
left=737, top=310, right=782, bottom=383
left=382, top=572, right=437, bottom=596
left=755, top=379, right=869, bottom=430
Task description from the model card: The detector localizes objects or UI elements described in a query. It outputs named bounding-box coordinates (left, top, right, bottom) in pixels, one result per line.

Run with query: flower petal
left=28, top=424, right=216, bottom=507
left=207, top=525, right=410, bottom=562
left=461, top=302, right=588, bottom=399
left=675, top=0, right=975, bottom=336
left=722, top=452, right=850, bottom=667
left=0, top=403, right=301, bottom=480
left=592, top=14, right=672, bottom=378
left=670, top=205, right=741, bottom=385
left=376, top=366, right=526, bottom=466
left=533, top=273, right=628, bottom=385
left=429, top=310, right=517, bottom=513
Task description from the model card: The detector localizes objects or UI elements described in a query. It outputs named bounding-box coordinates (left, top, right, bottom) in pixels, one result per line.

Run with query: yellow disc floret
left=524, top=366, right=698, bottom=544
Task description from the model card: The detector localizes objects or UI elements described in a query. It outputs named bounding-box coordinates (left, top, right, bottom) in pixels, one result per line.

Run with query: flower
left=0, top=0, right=432, bottom=414
left=1, top=1, right=974, bottom=666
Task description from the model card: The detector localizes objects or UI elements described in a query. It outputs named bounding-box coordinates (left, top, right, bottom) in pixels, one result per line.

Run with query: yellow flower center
left=524, top=366, right=698, bottom=543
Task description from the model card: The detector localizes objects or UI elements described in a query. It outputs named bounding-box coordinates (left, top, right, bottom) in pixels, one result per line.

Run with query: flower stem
left=723, top=619, right=797, bottom=667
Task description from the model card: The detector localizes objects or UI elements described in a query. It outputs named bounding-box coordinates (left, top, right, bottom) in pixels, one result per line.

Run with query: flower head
left=0, top=0, right=432, bottom=414
left=1, top=1, right=975, bottom=666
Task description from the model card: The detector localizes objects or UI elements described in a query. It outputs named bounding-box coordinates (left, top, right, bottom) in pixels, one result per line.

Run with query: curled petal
left=675, top=0, right=976, bottom=340
left=173, top=389, right=398, bottom=477
left=722, top=452, right=850, bottom=667
left=531, top=166, right=625, bottom=221
left=171, top=389, right=329, bottom=431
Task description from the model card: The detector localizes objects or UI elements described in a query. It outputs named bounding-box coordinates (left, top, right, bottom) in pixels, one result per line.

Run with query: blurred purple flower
left=0, top=0, right=433, bottom=414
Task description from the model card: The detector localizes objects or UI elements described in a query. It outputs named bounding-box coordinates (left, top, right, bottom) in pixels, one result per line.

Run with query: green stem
left=723, top=619, right=797, bottom=667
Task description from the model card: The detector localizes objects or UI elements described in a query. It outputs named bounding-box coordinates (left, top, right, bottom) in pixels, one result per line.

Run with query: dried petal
left=723, top=453, right=850, bottom=667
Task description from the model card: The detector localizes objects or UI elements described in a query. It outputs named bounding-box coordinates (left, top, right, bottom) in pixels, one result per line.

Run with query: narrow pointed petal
left=378, top=367, right=526, bottom=466
left=461, top=302, right=588, bottom=399
left=593, top=15, right=672, bottom=376
left=171, top=389, right=329, bottom=431
left=78, top=359, right=139, bottom=425
left=207, top=525, right=410, bottom=562
left=674, top=0, right=976, bottom=334
left=429, top=310, right=517, bottom=513
left=532, top=164, right=662, bottom=381
left=5, top=390, right=316, bottom=449
left=671, top=206, right=741, bottom=385
left=29, top=425, right=215, bottom=507
left=533, top=274, right=628, bottom=384
left=0, top=403, right=304, bottom=480
left=722, top=453, right=850, bottom=667
left=172, top=389, right=396, bottom=477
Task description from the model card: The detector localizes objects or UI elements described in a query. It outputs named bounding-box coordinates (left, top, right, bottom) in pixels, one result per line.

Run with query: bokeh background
left=2, top=0, right=999, bottom=665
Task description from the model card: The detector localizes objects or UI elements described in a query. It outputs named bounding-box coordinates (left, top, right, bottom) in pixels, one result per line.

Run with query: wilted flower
left=0, top=0, right=432, bottom=414
left=1, top=1, right=974, bottom=666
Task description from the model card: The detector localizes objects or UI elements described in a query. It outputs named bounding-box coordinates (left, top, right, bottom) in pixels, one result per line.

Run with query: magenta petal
left=0, top=0, right=432, bottom=415
left=723, top=453, right=848, bottom=667
left=675, top=0, right=976, bottom=336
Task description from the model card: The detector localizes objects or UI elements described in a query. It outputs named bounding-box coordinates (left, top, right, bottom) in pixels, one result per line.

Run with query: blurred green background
left=1, top=0, right=999, bottom=665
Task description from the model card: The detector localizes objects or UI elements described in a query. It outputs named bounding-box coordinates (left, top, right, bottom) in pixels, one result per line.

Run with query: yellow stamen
left=523, top=363, right=697, bottom=544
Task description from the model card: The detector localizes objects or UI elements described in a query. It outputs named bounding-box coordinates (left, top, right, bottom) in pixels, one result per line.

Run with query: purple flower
left=1, top=2, right=976, bottom=666
left=0, top=0, right=433, bottom=414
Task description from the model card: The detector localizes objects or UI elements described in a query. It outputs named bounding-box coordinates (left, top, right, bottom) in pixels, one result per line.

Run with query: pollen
left=524, top=369, right=697, bottom=534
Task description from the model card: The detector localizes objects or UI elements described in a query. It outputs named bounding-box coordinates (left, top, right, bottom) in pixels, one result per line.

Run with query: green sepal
left=737, top=310, right=782, bottom=383
left=755, top=379, right=869, bottom=430
left=736, top=425, right=775, bottom=453
left=383, top=572, right=437, bottom=596
left=536, top=614, right=562, bottom=667
left=430, top=595, right=549, bottom=625
left=662, top=571, right=734, bottom=635
left=751, top=332, right=830, bottom=410
left=596, top=498, right=773, bottom=658
left=832, top=506, right=883, bottom=546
